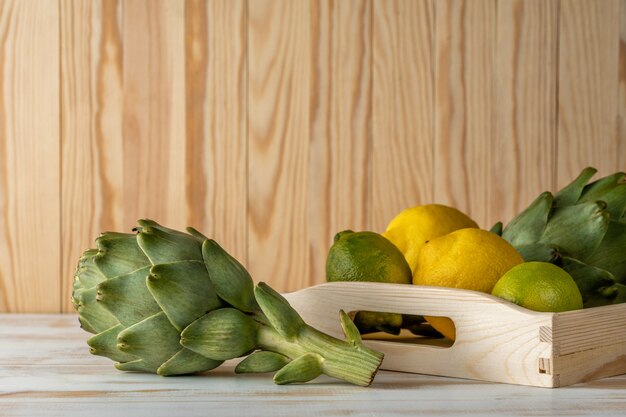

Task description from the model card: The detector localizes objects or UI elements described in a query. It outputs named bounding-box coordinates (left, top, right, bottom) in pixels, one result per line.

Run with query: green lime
left=326, top=230, right=412, bottom=284
left=326, top=230, right=411, bottom=334
left=492, top=262, right=583, bottom=312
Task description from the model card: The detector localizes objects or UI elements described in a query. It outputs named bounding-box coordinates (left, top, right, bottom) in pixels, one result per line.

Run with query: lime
left=326, top=230, right=411, bottom=334
left=492, top=262, right=583, bottom=312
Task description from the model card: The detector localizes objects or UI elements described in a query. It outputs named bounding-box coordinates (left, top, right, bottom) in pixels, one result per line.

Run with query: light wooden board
left=434, top=0, right=497, bottom=229
left=371, top=0, right=435, bottom=232
left=186, top=0, right=247, bottom=262
left=557, top=0, right=622, bottom=186
left=60, top=0, right=124, bottom=312
left=492, top=0, right=558, bottom=224
left=247, top=0, right=311, bottom=290
left=121, top=0, right=186, bottom=229
left=0, top=0, right=60, bottom=312
left=2, top=314, right=626, bottom=417
left=1, top=0, right=626, bottom=312
left=308, top=0, right=372, bottom=282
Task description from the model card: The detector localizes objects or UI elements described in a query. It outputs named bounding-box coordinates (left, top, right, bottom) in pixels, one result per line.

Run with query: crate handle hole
left=348, top=311, right=455, bottom=348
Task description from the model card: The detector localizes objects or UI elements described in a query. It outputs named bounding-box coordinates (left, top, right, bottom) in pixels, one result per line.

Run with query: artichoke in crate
left=491, top=167, right=626, bottom=307
left=72, top=220, right=383, bottom=386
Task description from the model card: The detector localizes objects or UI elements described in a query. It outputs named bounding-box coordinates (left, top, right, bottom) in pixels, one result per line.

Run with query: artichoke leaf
left=502, top=192, right=553, bottom=246
left=583, top=220, right=626, bottom=283
left=539, top=201, right=610, bottom=258
left=157, top=347, right=223, bottom=376
left=74, top=249, right=107, bottom=291
left=511, top=243, right=559, bottom=263
left=583, top=283, right=626, bottom=308
left=116, top=312, right=182, bottom=370
left=94, top=232, right=150, bottom=278
left=73, top=286, right=119, bottom=334
left=273, top=353, right=323, bottom=385
left=579, top=172, right=626, bottom=219
left=180, top=308, right=258, bottom=361
left=553, top=167, right=597, bottom=207
left=254, top=282, right=305, bottom=340
left=147, top=260, right=222, bottom=331
left=235, top=351, right=290, bottom=374
left=340, top=310, right=362, bottom=345
left=559, top=256, right=616, bottom=302
left=96, top=266, right=160, bottom=327
left=87, top=324, right=136, bottom=363
left=136, top=219, right=204, bottom=265
left=202, top=239, right=258, bottom=312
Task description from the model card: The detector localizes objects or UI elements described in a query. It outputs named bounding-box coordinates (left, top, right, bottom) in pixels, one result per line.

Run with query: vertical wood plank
left=60, top=0, right=124, bottom=312
left=248, top=0, right=310, bottom=289
left=122, top=0, right=186, bottom=229
left=0, top=1, right=60, bottom=312
left=308, top=0, right=372, bottom=282
left=185, top=0, right=247, bottom=262
left=493, top=0, right=558, bottom=225
left=371, top=0, right=434, bottom=232
left=558, top=0, right=621, bottom=186
left=434, top=0, right=496, bottom=228
left=618, top=0, right=626, bottom=160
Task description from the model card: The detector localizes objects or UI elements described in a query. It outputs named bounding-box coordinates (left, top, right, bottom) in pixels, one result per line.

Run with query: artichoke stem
left=256, top=324, right=384, bottom=387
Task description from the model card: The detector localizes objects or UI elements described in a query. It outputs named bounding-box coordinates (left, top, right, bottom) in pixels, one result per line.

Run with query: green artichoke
left=492, top=167, right=626, bottom=307
left=72, top=220, right=383, bottom=386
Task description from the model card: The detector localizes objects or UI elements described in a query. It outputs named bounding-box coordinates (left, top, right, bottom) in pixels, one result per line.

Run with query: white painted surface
left=1, top=314, right=625, bottom=417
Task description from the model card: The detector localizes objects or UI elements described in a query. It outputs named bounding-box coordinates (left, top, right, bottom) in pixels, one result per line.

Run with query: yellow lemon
left=382, top=204, right=478, bottom=273
left=492, top=262, right=583, bottom=312
left=413, top=228, right=524, bottom=340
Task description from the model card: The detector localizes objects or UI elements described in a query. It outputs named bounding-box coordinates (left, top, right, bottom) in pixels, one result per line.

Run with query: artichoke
left=71, top=220, right=383, bottom=386
left=492, top=167, right=626, bottom=307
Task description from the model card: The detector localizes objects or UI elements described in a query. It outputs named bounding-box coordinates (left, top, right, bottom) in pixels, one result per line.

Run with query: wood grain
left=371, top=0, right=435, bottom=232
left=285, top=282, right=626, bottom=387
left=185, top=0, right=247, bottom=262
left=122, top=0, right=186, bottom=230
left=434, top=0, right=497, bottom=229
left=0, top=0, right=60, bottom=312
left=492, top=0, right=558, bottom=224
left=4, top=314, right=626, bottom=417
left=2, top=0, right=626, bottom=312
left=308, top=0, right=372, bottom=282
left=60, top=0, right=124, bottom=312
left=248, top=0, right=311, bottom=289
left=557, top=0, right=622, bottom=187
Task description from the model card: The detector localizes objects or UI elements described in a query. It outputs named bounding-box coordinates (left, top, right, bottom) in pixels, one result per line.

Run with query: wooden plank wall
left=0, top=0, right=624, bottom=313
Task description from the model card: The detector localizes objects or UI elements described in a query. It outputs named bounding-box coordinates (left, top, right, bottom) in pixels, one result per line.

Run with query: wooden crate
left=284, top=282, right=626, bottom=388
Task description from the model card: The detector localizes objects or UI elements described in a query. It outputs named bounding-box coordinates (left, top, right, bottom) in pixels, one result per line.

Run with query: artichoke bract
left=492, top=167, right=626, bottom=307
left=72, top=220, right=383, bottom=386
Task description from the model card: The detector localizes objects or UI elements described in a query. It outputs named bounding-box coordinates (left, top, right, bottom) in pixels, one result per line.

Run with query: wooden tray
left=283, top=282, right=626, bottom=388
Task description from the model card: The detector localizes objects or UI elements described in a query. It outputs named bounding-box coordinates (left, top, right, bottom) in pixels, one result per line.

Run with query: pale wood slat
left=186, top=0, right=247, bottom=262
left=619, top=0, right=626, bottom=159
left=0, top=1, right=60, bottom=312
left=371, top=0, right=435, bottom=232
left=492, top=0, right=558, bottom=225
left=121, top=0, right=186, bottom=230
left=434, top=0, right=497, bottom=229
left=248, top=0, right=311, bottom=289
left=557, top=0, right=622, bottom=186
left=60, top=0, right=124, bottom=312
left=308, top=0, right=372, bottom=283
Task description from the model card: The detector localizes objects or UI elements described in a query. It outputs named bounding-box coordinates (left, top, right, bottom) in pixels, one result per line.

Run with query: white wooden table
left=1, top=314, right=625, bottom=417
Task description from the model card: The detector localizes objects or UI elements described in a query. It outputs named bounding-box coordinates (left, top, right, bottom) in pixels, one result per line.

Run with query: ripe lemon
left=492, top=262, right=583, bottom=312
left=413, top=228, right=524, bottom=340
left=326, top=230, right=412, bottom=334
left=382, top=204, right=478, bottom=273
